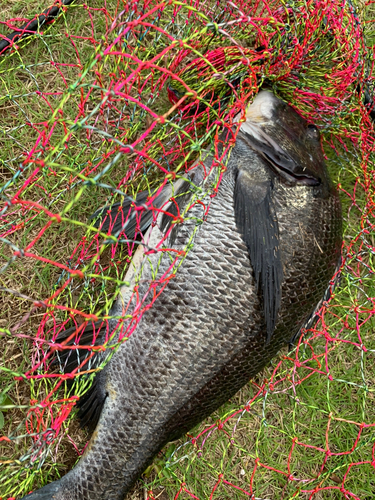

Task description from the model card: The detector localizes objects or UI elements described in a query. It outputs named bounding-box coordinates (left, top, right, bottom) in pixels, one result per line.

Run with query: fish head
left=241, top=90, right=330, bottom=190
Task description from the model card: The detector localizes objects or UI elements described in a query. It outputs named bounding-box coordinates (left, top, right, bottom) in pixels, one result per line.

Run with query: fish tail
left=19, top=479, right=62, bottom=499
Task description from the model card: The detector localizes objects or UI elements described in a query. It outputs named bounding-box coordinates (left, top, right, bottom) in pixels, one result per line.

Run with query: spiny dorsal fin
left=91, top=190, right=152, bottom=238
left=91, top=180, right=192, bottom=239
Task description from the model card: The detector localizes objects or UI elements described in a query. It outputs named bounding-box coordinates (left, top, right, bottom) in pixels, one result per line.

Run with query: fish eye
left=307, top=124, right=319, bottom=132
left=306, top=123, right=320, bottom=138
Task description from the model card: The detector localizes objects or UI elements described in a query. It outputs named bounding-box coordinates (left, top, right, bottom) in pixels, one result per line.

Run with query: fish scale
left=20, top=91, right=342, bottom=500
left=55, top=163, right=338, bottom=499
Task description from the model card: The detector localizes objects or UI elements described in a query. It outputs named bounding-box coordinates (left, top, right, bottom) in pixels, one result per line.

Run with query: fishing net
left=0, top=0, right=374, bottom=498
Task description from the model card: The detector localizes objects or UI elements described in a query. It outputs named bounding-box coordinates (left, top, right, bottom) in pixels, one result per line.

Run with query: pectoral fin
left=234, top=170, right=283, bottom=343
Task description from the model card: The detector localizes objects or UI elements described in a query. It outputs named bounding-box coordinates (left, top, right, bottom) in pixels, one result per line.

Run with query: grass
left=0, top=0, right=375, bottom=499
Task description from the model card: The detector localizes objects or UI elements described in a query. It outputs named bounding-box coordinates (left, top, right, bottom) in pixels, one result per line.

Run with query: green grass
left=0, top=0, right=375, bottom=499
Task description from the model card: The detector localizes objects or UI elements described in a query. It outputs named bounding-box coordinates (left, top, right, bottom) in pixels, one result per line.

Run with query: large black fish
left=20, top=90, right=342, bottom=499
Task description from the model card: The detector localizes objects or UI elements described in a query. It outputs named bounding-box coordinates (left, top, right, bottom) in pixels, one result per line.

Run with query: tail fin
left=19, top=480, right=61, bottom=499
left=0, top=0, right=75, bottom=55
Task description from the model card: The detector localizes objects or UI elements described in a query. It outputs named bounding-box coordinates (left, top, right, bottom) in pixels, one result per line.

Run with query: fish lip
left=262, top=151, right=322, bottom=186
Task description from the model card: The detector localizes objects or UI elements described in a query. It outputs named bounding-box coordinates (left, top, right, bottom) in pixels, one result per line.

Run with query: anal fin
left=53, top=320, right=113, bottom=432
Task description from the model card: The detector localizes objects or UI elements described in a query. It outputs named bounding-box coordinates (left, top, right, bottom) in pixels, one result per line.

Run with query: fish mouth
left=261, top=150, right=321, bottom=186
left=239, top=120, right=321, bottom=186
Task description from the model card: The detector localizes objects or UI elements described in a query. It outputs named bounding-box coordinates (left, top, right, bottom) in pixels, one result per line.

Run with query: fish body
left=21, top=91, right=342, bottom=499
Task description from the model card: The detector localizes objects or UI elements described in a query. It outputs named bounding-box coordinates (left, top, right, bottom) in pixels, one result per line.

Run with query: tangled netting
left=0, top=0, right=375, bottom=498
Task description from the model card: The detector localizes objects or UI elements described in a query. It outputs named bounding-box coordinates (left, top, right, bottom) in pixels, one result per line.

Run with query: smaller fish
left=0, top=0, right=75, bottom=55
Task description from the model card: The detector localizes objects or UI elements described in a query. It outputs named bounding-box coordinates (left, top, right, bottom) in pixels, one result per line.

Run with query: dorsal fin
left=91, top=179, right=191, bottom=239
left=91, top=190, right=153, bottom=238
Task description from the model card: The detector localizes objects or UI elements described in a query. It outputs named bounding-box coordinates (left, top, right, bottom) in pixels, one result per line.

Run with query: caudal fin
left=19, top=480, right=61, bottom=499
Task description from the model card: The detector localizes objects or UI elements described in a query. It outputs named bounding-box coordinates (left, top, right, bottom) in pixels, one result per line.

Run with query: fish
left=0, top=0, right=75, bottom=56
left=20, top=90, right=342, bottom=500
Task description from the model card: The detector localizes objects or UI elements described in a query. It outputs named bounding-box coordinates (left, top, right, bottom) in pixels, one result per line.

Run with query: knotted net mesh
left=0, top=0, right=374, bottom=498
